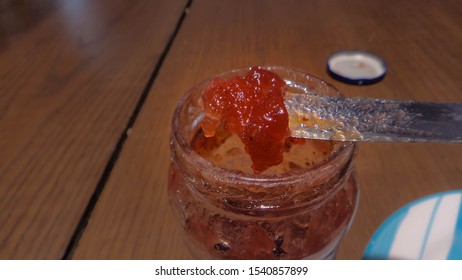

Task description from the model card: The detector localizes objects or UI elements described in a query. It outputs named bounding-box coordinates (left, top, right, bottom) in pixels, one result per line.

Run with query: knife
left=285, top=92, right=462, bottom=143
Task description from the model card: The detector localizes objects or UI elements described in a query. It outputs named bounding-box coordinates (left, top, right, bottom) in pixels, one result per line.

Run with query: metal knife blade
left=285, top=92, right=462, bottom=143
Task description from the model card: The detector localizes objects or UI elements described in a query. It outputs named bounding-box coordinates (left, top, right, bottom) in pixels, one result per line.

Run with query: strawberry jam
left=200, top=67, right=289, bottom=173
left=168, top=67, right=359, bottom=259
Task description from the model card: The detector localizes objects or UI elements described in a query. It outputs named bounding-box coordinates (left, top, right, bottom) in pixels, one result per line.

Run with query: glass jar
left=168, top=66, right=359, bottom=259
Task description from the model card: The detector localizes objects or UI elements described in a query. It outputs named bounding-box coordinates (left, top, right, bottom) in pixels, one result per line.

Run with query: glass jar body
left=168, top=67, right=359, bottom=259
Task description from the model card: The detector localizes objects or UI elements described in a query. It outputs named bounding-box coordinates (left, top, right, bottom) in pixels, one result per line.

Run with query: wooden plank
left=0, top=0, right=188, bottom=259
left=73, top=0, right=462, bottom=259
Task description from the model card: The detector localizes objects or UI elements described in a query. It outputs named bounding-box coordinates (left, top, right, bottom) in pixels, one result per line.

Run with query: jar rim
left=171, top=66, right=357, bottom=188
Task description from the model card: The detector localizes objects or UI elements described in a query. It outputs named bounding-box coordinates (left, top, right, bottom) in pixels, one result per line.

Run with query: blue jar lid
left=327, top=50, right=387, bottom=85
left=363, top=190, right=462, bottom=260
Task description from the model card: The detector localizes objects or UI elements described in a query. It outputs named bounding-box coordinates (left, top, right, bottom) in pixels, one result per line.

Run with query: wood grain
left=0, top=0, right=188, bottom=259
left=70, top=0, right=462, bottom=259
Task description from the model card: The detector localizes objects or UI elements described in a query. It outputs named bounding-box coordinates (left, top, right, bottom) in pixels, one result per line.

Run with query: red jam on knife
left=200, top=67, right=289, bottom=173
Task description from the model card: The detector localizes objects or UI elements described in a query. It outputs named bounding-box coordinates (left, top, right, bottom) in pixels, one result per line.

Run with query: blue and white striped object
left=363, top=190, right=462, bottom=260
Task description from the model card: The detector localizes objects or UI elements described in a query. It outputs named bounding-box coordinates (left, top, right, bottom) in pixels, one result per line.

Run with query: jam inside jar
left=168, top=66, right=359, bottom=259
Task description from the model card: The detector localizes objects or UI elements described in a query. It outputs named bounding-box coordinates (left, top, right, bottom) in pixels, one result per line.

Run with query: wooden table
left=1, top=0, right=461, bottom=260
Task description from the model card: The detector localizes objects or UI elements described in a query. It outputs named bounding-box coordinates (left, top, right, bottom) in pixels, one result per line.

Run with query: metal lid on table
left=327, top=50, right=387, bottom=85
